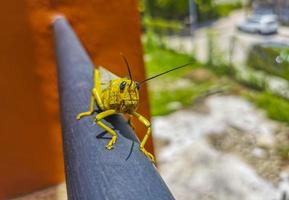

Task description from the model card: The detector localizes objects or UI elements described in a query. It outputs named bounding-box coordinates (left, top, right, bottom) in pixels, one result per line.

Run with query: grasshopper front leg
left=95, top=109, right=117, bottom=150
left=132, top=111, right=155, bottom=163
left=76, top=91, right=96, bottom=120
left=77, top=69, right=104, bottom=120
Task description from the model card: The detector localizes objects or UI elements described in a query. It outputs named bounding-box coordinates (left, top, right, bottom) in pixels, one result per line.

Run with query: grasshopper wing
left=98, top=66, right=119, bottom=90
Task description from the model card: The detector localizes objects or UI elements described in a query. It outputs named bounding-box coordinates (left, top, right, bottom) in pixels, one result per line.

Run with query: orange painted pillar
left=0, top=0, right=152, bottom=199
left=0, top=1, right=64, bottom=199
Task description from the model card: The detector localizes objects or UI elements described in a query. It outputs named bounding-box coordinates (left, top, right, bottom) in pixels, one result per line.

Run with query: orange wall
left=0, top=0, right=64, bottom=199
left=0, top=0, right=152, bottom=199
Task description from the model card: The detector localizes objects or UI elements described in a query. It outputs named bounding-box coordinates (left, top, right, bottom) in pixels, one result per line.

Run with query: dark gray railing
left=53, top=16, right=175, bottom=200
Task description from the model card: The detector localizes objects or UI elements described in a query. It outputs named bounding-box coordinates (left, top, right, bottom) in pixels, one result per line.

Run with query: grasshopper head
left=110, top=78, right=140, bottom=112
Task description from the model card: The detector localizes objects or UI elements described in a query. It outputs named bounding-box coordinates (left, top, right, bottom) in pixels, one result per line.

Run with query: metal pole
left=189, top=0, right=197, bottom=54
left=53, top=17, right=175, bottom=200
left=189, top=0, right=197, bottom=36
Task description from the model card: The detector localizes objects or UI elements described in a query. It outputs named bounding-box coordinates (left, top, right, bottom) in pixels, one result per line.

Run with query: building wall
left=0, top=0, right=152, bottom=198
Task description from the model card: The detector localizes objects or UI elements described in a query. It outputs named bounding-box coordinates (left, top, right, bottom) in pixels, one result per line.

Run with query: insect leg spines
left=95, top=109, right=118, bottom=150
left=133, top=112, right=155, bottom=163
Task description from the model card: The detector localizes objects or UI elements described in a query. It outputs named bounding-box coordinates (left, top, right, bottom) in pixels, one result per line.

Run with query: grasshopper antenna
left=120, top=53, right=133, bottom=80
left=120, top=53, right=134, bottom=104
left=139, top=62, right=194, bottom=84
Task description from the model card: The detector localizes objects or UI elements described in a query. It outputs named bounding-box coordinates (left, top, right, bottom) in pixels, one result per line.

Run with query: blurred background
left=2, top=0, right=289, bottom=199
left=141, top=0, right=289, bottom=199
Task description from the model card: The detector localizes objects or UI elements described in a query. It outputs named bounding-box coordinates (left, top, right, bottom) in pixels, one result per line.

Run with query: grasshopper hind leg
left=132, top=112, right=155, bottom=163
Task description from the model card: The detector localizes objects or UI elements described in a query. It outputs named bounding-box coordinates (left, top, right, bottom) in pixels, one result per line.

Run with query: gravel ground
left=153, top=95, right=289, bottom=200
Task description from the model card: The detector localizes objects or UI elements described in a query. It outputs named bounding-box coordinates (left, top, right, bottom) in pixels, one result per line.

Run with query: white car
left=237, top=15, right=278, bottom=34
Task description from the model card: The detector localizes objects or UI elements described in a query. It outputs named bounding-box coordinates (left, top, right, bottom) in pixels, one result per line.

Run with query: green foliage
left=143, top=16, right=182, bottom=35
left=143, top=38, right=210, bottom=116
left=279, top=49, right=289, bottom=62
left=141, top=0, right=190, bottom=20
left=247, top=44, right=289, bottom=80
left=246, top=92, right=289, bottom=125
left=144, top=40, right=197, bottom=78
left=141, top=0, right=242, bottom=22
left=208, top=63, right=235, bottom=77
left=142, top=29, right=165, bottom=51
left=235, top=73, right=268, bottom=91
left=150, top=83, right=211, bottom=116
left=277, top=145, right=289, bottom=160
left=215, top=2, right=242, bottom=17
left=195, top=1, right=242, bottom=21
left=195, top=0, right=217, bottom=21
left=142, top=17, right=183, bottom=51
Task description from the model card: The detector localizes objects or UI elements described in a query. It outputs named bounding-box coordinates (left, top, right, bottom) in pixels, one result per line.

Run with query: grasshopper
left=76, top=55, right=192, bottom=162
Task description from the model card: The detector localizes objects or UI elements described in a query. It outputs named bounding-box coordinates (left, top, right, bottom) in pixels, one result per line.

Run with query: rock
left=256, top=134, right=275, bottom=148
left=252, top=147, right=266, bottom=158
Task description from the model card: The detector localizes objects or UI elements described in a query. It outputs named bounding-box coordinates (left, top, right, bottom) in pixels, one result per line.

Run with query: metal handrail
left=53, top=17, right=174, bottom=200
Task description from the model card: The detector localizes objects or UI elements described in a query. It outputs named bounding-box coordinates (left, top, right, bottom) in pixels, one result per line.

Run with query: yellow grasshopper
left=76, top=55, right=192, bottom=162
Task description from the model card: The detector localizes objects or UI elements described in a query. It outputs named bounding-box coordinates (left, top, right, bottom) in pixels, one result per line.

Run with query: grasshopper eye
left=120, top=81, right=126, bottom=90
left=136, top=82, right=140, bottom=90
